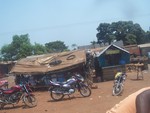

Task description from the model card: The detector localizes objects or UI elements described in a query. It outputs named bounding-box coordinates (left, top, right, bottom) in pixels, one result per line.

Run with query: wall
left=102, top=65, right=126, bottom=81
left=140, top=47, right=150, bottom=56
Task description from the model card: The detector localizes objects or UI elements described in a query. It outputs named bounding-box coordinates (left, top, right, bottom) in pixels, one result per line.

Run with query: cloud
left=121, top=0, right=138, bottom=19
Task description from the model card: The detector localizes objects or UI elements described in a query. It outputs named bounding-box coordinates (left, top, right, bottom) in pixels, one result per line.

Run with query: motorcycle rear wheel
left=79, top=86, right=91, bottom=97
left=23, top=95, right=37, bottom=107
left=112, top=84, right=123, bottom=96
left=50, top=87, right=64, bottom=101
left=0, top=96, right=5, bottom=109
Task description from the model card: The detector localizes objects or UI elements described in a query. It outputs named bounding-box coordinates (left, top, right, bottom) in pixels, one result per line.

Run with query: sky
left=0, top=0, right=150, bottom=49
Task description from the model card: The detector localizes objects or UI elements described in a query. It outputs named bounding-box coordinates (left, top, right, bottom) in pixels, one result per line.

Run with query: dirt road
left=1, top=70, right=150, bottom=113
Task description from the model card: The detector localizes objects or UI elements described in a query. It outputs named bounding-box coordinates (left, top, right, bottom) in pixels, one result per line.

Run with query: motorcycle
left=0, top=83, right=37, bottom=109
left=112, top=72, right=127, bottom=96
left=0, top=80, right=8, bottom=89
left=48, top=74, right=91, bottom=101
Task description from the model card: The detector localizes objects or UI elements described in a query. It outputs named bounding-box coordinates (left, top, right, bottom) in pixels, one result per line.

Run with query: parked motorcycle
left=0, top=80, right=8, bottom=89
left=112, top=72, right=127, bottom=96
left=48, top=74, right=91, bottom=101
left=0, top=83, right=37, bottom=109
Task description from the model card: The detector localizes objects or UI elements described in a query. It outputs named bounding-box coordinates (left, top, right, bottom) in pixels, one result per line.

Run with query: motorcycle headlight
left=123, top=77, right=126, bottom=80
left=75, top=74, right=84, bottom=82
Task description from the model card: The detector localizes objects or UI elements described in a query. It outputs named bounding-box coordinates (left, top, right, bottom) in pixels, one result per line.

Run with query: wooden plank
left=102, top=65, right=125, bottom=81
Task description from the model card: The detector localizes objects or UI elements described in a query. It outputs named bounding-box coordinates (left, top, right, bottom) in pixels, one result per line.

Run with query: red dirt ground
left=1, top=70, right=150, bottom=113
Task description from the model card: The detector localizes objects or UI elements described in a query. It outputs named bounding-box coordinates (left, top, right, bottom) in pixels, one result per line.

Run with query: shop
left=10, top=50, right=90, bottom=88
left=96, top=44, right=130, bottom=81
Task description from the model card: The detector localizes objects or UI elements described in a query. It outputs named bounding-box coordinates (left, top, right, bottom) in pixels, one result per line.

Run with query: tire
left=79, top=86, right=91, bottom=97
left=67, top=55, right=75, bottom=60
left=23, top=95, right=37, bottom=107
left=50, top=87, right=64, bottom=101
left=112, top=84, right=123, bottom=96
left=0, top=95, right=5, bottom=109
left=84, top=79, right=93, bottom=88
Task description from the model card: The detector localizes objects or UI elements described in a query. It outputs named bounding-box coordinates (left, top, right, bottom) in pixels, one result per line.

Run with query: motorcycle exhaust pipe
left=0, top=100, right=3, bottom=103
left=0, top=100, right=12, bottom=104
left=0, top=99, right=5, bottom=103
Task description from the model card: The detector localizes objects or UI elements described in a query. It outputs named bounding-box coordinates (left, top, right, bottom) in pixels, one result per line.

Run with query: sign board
left=105, top=50, right=120, bottom=55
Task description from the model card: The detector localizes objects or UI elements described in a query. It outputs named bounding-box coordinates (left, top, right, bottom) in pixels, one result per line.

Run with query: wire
left=0, top=13, right=150, bottom=36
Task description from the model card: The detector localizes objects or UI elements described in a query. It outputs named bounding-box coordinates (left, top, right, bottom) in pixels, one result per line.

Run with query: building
left=0, top=61, right=15, bottom=78
left=123, top=44, right=141, bottom=56
left=138, top=43, right=150, bottom=56
left=95, top=44, right=130, bottom=81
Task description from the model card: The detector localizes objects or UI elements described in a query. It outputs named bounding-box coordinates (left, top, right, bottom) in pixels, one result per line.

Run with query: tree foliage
left=1, top=20, right=150, bottom=61
left=144, top=31, right=150, bottom=43
left=45, top=41, right=68, bottom=53
left=0, top=35, right=68, bottom=61
left=32, top=43, right=47, bottom=55
left=0, top=44, right=13, bottom=61
left=71, top=44, right=77, bottom=50
left=90, top=41, right=97, bottom=48
left=1, top=34, right=33, bottom=61
left=96, top=21, right=147, bottom=45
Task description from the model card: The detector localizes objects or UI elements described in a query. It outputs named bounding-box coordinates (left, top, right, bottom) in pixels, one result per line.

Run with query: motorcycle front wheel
left=79, top=86, right=91, bottom=97
left=50, top=87, right=64, bottom=101
left=23, top=95, right=37, bottom=107
left=112, top=84, right=123, bottom=96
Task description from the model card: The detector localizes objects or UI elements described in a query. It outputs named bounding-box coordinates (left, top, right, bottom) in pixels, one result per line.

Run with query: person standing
left=94, top=57, right=104, bottom=82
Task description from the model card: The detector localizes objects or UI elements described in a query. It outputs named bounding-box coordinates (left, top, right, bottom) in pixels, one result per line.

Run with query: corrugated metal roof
left=97, top=44, right=129, bottom=57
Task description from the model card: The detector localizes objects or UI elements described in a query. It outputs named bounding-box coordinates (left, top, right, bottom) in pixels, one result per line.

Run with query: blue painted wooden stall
left=96, top=44, right=130, bottom=81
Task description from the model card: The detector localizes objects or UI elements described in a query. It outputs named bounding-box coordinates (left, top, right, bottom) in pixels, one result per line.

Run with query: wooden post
left=135, top=64, right=144, bottom=80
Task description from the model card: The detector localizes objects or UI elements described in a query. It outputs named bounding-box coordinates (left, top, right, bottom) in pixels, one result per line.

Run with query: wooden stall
left=96, top=44, right=130, bottom=81
left=10, top=50, right=91, bottom=88
left=102, top=65, right=126, bottom=81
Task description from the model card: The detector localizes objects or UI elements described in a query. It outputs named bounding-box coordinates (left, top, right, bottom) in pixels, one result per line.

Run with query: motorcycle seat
left=1, top=88, right=14, bottom=94
left=50, top=80, right=68, bottom=86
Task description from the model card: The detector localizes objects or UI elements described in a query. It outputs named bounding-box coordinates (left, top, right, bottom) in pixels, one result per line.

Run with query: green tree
left=96, top=21, right=145, bottom=45
left=125, top=34, right=137, bottom=45
left=1, top=34, right=33, bottom=61
left=130, top=23, right=145, bottom=44
left=96, top=23, right=111, bottom=44
left=0, top=44, right=13, bottom=61
left=45, top=41, right=69, bottom=53
left=90, top=41, right=97, bottom=48
left=32, top=43, right=47, bottom=55
left=71, top=44, right=77, bottom=50
left=144, top=31, right=150, bottom=43
left=105, top=35, right=116, bottom=45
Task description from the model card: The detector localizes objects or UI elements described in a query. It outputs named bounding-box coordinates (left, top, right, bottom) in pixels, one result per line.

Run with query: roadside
left=1, top=70, right=150, bottom=113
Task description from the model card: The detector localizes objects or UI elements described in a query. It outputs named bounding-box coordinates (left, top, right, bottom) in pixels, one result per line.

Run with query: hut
left=95, top=44, right=130, bottom=81
left=0, top=61, right=15, bottom=78
left=138, top=43, right=150, bottom=56
left=10, top=50, right=90, bottom=88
